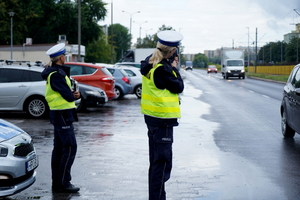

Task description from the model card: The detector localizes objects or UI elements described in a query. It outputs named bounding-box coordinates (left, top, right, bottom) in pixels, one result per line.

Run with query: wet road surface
left=0, top=69, right=297, bottom=200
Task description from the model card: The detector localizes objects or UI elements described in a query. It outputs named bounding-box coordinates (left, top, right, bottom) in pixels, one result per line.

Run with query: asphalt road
left=1, top=69, right=300, bottom=200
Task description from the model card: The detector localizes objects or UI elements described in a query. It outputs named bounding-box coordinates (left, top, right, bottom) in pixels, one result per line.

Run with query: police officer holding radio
left=41, top=43, right=80, bottom=193
left=140, top=30, right=184, bottom=200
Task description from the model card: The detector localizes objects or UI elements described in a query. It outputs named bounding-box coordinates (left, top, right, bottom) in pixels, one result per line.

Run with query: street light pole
left=133, top=21, right=147, bottom=38
left=247, top=27, right=250, bottom=70
left=8, top=12, right=15, bottom=60
left=122, top=10, right=140, bottom=38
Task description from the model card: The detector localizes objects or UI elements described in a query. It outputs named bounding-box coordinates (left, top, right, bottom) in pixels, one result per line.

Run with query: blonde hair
left=47, top=55, right=62, bottom=67
left=149, top=42, right=176, bottom=67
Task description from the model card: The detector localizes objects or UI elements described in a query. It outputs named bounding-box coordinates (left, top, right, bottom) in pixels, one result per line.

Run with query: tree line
left=257, top=37, right=300, bottom=65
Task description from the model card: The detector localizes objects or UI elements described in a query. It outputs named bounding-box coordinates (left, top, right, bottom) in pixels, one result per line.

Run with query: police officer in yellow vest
left=41, top=43, right=80, bottom=193
left=140, top=30, right=184, bottom=200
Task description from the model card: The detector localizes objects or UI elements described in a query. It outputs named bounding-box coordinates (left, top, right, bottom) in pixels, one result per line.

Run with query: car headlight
left=241, top=69, right=245, bottom=73
left=86, top=91, right=101, bottom=96
left=0, top=145, right=8, bottom=157
left=227, top=70, right=231, bottom=73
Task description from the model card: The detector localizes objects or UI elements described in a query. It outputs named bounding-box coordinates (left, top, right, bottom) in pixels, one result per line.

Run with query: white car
left=0, top=118, right=38, bottom=197
left=114, top=66, right=142, bottom=98
left=0, top=65, right=80, bottom=118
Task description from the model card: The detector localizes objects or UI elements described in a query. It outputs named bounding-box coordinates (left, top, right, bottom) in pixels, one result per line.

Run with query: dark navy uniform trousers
left=147, top=125, right=173, bottom=200
left=51, top=112, right=77, bottom=188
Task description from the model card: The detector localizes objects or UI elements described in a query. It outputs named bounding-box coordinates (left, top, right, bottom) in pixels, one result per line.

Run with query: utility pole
left=255, top=28, right=258, bottom=73
left=111, top=1, right=114, bottom=63
left=247, top=27, right=250, bottom=69
left=8, top=12, right=15, bottom=60
left=78, top=0, right=81, bottom=62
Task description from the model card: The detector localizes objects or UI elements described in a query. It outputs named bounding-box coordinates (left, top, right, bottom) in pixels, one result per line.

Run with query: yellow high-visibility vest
left=141, top=64, right=180, bottom=118
left=45, top=71, right=76, bottom=110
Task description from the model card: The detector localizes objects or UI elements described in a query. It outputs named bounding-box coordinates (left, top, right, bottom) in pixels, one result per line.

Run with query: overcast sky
left=99, top=0, right=300, bottom=54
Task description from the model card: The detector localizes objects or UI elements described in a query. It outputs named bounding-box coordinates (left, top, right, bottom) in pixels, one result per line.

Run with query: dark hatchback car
left=77, top=83, right=108, bottom=111
left=281, top=64, right=300, bottom=138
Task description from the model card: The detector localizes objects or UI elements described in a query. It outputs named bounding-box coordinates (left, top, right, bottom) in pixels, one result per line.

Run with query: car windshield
left=227, top=60, right=243, bottom=66
left=209, top=66, right=216, bottom=68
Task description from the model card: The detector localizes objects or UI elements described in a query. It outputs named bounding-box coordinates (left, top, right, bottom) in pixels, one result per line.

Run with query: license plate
left=26, top=156, right=38, bottom=172
left=234, top=74, right=238, bottom=76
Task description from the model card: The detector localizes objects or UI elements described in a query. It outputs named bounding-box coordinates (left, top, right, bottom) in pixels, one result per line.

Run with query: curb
left=247, top=76, right=286, bottom=84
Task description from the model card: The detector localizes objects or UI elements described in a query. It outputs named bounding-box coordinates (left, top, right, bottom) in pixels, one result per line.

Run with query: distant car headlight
left=0, top=145, right=8, bottom=157
left=86, top=91, right=101, bottom=97
left=241, top=69, right=245, bottom=73
left=227, top=70, right=231, bottom=73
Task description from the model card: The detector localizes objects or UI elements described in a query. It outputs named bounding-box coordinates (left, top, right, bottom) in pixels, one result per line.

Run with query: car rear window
left=123, top=69, right=136, bottom=77
left=67, top=64, right=97, bottom=75
left=119, top=69, right=129, bottom=77
left=101, top=67, right=113, bottom=76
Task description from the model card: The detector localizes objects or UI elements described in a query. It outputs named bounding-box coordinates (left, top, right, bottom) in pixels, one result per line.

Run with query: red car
left=65, top=62, right=116, bottom=100
left=207, top=65, right=218, bottom=73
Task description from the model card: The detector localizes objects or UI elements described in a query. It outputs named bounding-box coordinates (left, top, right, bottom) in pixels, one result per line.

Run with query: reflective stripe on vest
left=141, top=64, right=181, bottom=118
left=45, top=71, right=76, bottom=110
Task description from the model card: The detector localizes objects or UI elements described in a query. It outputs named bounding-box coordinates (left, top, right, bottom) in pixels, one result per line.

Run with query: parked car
left=207, top=65, right=218, bottom=73
left=65, top=62, right=116, bottom=100
left=0, top=65, right=49, bottom=118
left=77, top=83, right=108, bottom=111
left=115, top=66, right=142, bottom=98
left=281, top=63, right=300, bottom=138
left=0, top=118, right=39, bottom=197
left=0, top=65, right=81, bottom=118
left=106, top=67, right=132, bottom=99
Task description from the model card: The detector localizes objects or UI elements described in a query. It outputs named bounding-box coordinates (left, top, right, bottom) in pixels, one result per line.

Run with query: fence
left=248, top=65, right=296, bottom=75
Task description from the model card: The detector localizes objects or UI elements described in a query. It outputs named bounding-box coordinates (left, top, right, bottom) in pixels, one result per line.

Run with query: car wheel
left=25, top=96, right=49, bottom=118
left=135, top=85, right=142, bottom=99
left=225, top=73, right=229, bottom=79
left=114, top=87, right=123, bottom=100
left=281, top=109, right=295, bottom=138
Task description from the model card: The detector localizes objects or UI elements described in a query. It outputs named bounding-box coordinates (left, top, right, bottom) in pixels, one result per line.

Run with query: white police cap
left=157, top=30, right=183, bottom=47
left=46, top=43, right=66, bottom=58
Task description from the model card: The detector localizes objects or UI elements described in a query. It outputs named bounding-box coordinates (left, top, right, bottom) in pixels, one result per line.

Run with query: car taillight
left=101, top=77, right=114, bottom=83
left=122, top=77, right=130, bottom=84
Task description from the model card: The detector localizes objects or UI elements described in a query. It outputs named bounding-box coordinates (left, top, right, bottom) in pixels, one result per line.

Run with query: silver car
left=0, top=118, right=38, bottom=197
left=0, top=65, right=48, bottom=118
left=0, top=65, right=80, bottom=118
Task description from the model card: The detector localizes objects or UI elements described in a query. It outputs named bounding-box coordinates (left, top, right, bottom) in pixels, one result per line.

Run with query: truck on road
left=118, top=48, right=155, bottom=68
left=221, top=49, right=245, bottom=79
left=185, top=61, right=193, bottom=70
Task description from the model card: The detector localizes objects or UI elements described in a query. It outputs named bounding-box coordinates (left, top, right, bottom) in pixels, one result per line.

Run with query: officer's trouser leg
left=147, top=125, right=173, bottom=200
left=52, top=124, right=77, bottom=187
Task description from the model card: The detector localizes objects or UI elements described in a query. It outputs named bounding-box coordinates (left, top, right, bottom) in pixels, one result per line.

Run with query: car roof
left=65, top=62, right=105, bottom=68
left=0, top=65, right=44, bottom=72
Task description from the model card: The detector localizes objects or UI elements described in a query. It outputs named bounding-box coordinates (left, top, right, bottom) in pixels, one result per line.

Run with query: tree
left=85, top=34, right=112, bottom=63
left=285, top=37, right=300, bottom=63
left=0, top=0, right=107, bottom=45
left=108, top=23, right=131, bottom=62
left=193, top=53, right=208, bottom=68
